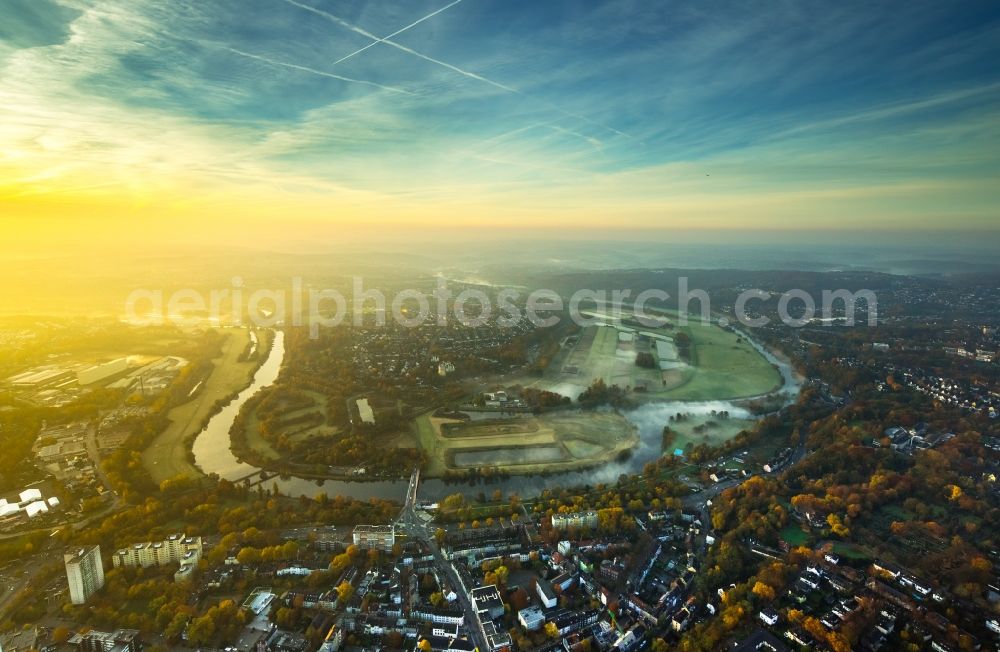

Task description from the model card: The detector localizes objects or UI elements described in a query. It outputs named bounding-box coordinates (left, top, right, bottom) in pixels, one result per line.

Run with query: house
left=796, top=573, right=819, bottom=591
left=552, top=572, right=576, bottom=592
left=518, top=605, right=545, bottom=631
left=481, top=621, right=512, bottom=651
left=872, top=560, right=902, bottom=580
left=418, top=637, right=476, bottom=652
left=759, top=608, right=780, bottom=626
left=537, top=579, right=558, bottom=608
left=783, top=628, right=815, bottom=648
left=671, top=608, right=692, bottom=632
left=730, top=629, right=791, bottom=652
left=599, top=559, right=625, bottom=583
left=824, top=553, right=840, bottom=565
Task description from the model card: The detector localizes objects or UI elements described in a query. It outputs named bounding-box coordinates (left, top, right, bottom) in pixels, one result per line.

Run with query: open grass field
left=143, top=328, right=263, bottom=483
left=781, top=524, right=810, bottom=547
left=661, top=322, right=782, bottom=400
left=412, top=411, right=637, bottom=476
left=518, top=310, right=781, bottom=402
left=242, top=389, right=336, bottom=462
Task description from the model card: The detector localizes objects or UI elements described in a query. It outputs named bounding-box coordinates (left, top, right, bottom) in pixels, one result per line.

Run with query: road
left=86, top=421, right=121, bottom=509
left=394, top=467, right=489, bottom=652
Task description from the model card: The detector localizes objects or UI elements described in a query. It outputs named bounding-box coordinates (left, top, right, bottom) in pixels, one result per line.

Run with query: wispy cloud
left=1, top=0, right=998, bottom=244
left=225, top=46, right=416, bottom=95
left=281, top=0, right=631, bottom=139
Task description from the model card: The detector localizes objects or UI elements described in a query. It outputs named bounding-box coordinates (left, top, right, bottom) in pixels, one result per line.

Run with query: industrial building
left=6, top=367, right=74, bottom=389
left=77, top=358, right=129, bottom=385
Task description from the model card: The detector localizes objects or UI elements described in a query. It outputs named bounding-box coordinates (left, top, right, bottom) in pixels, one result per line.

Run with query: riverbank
left=142, top=328, right=271, bottom=484
left=184, top=318, right=804, bottom=502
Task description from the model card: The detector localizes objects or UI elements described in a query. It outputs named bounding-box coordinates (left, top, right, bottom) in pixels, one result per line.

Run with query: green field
left=781, top=524, right=810, bottom=546
left=242, top=389, right=337, bottom=462
left=519, top=310, right=781, bottom=402
left=661, top=322, right=782, bottom=400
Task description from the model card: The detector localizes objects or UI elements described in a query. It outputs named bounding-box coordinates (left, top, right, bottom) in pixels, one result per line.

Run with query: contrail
left=281, top=0, right=630, bottom=138
left=283, top=0, right=519, bottom=95
left=227, top=46, right=416, bottom=96
left=330, top=0, right=467, bottom=67
left=549, top=124, right=603, bottom=149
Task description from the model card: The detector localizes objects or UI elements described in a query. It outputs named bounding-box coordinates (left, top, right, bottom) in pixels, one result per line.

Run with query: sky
left=1, top=0, right=999, bottom=254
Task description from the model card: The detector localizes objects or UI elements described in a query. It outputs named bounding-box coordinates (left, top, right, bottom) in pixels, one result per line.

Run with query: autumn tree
left=336, top=581, right=355, bottom=602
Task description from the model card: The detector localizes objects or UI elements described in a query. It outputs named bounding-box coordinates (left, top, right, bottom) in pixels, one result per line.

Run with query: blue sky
left=2, top=0, right=999, bottom=249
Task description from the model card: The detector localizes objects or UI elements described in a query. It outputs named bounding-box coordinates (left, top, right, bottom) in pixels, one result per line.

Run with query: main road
left=395, top=467, right=489, bottom=652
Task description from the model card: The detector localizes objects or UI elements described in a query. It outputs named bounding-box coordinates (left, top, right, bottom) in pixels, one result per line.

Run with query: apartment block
left=112, top=533, right=203, bottom=572
left=352, top=525, right=395, bottom=552
left=65, top=545, right=105, bottom=605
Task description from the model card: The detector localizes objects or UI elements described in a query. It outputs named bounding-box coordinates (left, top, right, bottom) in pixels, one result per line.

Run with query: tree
left=337, top=581, right=355, bottom=603
left=417, top=639, right=432, bottom=652
left=826, top=513, right=850, bottom=538
left=545, top=622, right=560, bottom=639
left=386, top=632, right=404, bottom=649
left=510, top=588, right=530, bottom=611
left=429, top=592, right=445, bottom=607
left=52, top=627, right=71, bottom=644
left=186, top=615, right=215, bottom=647
left=165, top=613, right=188, bottom=641
left=751, top=581, right=776, bottom=601
left=329, top=552, right=352, bottom=574
left=236, top=546, right=261, bottom=565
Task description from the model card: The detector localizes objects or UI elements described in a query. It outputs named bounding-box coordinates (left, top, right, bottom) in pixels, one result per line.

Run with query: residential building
left=112, top=533, right=203, bottom=570
left=551, top=511, right=598, bottom=531
left=671, top=608, right=692, bottom=632
left=70, top=629, right=141, bottom=652
left=537, top=579, right=558, bottom=608
left=481, top=621, right=512, bottom=651
left=730, top=629, right=791, bottom=652
left=471, top=584, right=504, bottom=620
left=518, top=605, right=545, bottom=631
left=65, top=545, right=105, bottom=605
left=552, top=572, right=576, bottom=591
left=352, top=524, right=395, bottom=552
left=759, top=608, right=779, bottom=626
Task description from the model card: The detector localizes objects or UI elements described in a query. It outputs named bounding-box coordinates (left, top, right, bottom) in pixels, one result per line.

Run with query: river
left=191, top=327, right=802, bottom=503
